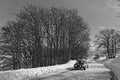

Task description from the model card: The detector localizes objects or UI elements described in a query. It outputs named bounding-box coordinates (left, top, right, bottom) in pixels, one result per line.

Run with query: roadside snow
left=99, top=57, right=106, bottom=61
left=110, top=55, right=120, bottom=65
left=0, top=60, right=76, bottom=80
left=0, top=60, right=110, bottom=80
left=103, top=55, right=120, bottom=80
left=104, top=61, right=120, bottom=80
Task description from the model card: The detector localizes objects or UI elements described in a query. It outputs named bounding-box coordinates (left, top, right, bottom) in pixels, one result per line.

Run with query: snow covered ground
left=29, top=61, right=110, bottom=80
left=103, top=55, right=120, bottom=80
left=99, top=57, right=106, bottom=61
left=0, top=59, right=111, bottom=80
left=87, top=62, right=110, bottom=72
left=0, top=60, right=76, bottom=80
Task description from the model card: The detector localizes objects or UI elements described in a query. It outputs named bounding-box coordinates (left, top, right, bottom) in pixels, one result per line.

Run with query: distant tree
left=95, top=28, right=120, bottom=58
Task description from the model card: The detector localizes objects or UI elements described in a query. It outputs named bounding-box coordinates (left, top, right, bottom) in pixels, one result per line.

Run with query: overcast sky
left=0, top=0, right=120, bottom=41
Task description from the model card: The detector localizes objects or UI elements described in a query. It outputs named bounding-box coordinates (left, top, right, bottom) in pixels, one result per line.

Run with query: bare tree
left=0, top=5, right=90, bottom=70
left=95, top=28, right=120, bottom=58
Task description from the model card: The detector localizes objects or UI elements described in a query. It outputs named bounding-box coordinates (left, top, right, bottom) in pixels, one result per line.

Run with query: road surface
left=28, top=62, right=112, bottom=80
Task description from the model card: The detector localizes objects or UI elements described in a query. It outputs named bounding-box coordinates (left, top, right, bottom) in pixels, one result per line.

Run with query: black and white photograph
left=0, top=0, right=120, bottom=80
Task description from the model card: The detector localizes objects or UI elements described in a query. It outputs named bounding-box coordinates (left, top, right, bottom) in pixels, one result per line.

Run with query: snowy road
left=28, top=62, right=111, bottom=80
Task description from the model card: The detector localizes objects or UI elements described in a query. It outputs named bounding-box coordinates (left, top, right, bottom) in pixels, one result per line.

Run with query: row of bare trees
left=95, top=28, right=120, bottom=58
left=0, top=5, right=90, bottom=70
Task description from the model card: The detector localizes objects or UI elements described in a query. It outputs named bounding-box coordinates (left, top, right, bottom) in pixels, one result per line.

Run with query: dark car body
left=74, top=59, right=88, bottom=70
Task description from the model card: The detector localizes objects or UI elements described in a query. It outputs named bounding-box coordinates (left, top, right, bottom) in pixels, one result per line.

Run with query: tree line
left=95, top=28, right=120, bottom=59
left=0, top=5, right=90, bottom=70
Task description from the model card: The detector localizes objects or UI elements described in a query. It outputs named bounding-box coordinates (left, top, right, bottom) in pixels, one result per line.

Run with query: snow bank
left=110, top=55, right=120, bottom=65
left=103, top=61, right=120, bottom=80
left=0, top=60, right=76, bottom=80
left=99, top=57, right=106, bottom=61
left=103, top=56, right=120, bottom=80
